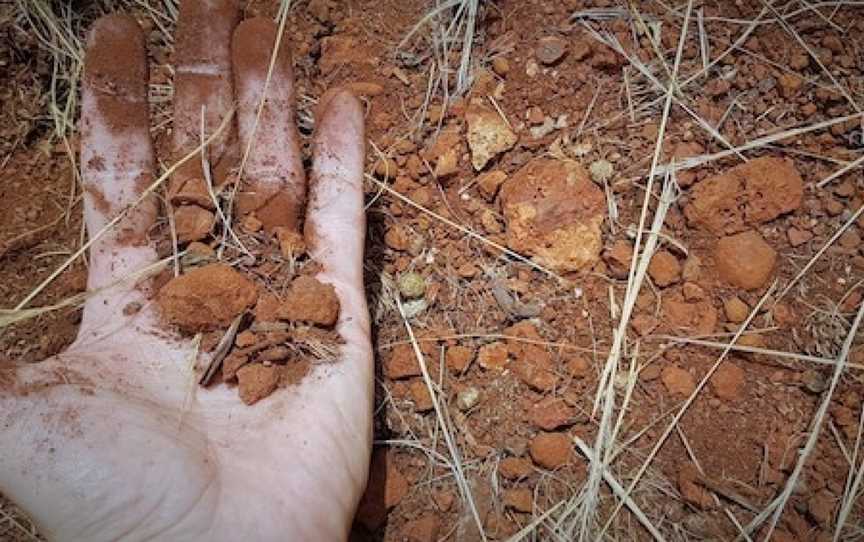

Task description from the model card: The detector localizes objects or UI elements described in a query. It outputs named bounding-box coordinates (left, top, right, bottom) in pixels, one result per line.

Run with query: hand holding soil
left=0, top=1, right=372, bottom=540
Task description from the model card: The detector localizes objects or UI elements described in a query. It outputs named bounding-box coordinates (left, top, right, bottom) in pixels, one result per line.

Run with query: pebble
left=498, top=457, right=533, bottom=480
left=401, top=515, right=440, bottom=542
left=478, top=342, right=509, bottom=370
left=174, top=204, right=215, bottom=243
left=648, top=250, right=682, bottom=287
left=157, top=264, right=258, bottom=331
left=787, top=227, right=813, bottom=247
left=374, top=156, right=398, bottom=179
left=384, top=344, right=420, bottom=379
left=503, top=488, right=533, bottom=513
left=465, top=105, right=517, bottom=171
left=236, top=364, right=280, bottom=405
left=492, top=56, right=510, bottom=76
left=662, top=366, right=696, bottom=396
left=535, top=36, right=567, bottom=65
left=714, top=230, right=777, bottom=290
left=723, top=296, right=750, bottom=323
left=398, top=272, right=426, bottom=299
left=277, top=276, right=340, bottom=326
left=476, top=170, right=508, bottom=201
left=446, top=345, right=475, bottom=374
left=529, top=397, right=575, bottom=431
left=710, top=361, right=745, bottom=401
left=456, top=386, right=481, bottom=411
left=529, top=432, right=572, bottom=469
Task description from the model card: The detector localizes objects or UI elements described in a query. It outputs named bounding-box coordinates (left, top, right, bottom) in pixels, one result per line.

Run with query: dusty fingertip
left=87, top=14, right=143, bottom=46
left=232, top=17, right=292, bottom=78
left=85, top=15, right=147, bottom=93
left=316, top=87, right=364, bottom=131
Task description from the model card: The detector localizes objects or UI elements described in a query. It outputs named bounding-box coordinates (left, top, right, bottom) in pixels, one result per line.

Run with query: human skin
left=0, top=2, right=373, bottom=540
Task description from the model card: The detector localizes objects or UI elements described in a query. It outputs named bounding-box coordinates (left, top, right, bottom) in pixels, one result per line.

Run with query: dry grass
left=0, top=493, right=41, bottom=542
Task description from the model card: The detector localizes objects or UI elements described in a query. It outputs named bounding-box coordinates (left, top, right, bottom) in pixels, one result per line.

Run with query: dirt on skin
left=3, top=0, right=864, bottom=541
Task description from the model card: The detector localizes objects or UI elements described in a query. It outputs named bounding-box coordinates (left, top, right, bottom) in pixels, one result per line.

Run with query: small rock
left=682, top=282, right=705, bottom=301
left=499, top=457, right=533, bottom=480
left=503, top=488, right=533, bottom=513
left=236, top=363, right=280, bottom=405
left=630, top=314, right=659, bottom=336
left=221, top=352, right=248, bottom=381
left=409, top=379, right=434, bottom=411
left=565, top=356, right=590, bottom=378
left=685, top=157, right=803, bottom=234
left=456, top=386, right=481, bottom=411
left=465, top=105, right=517, bottom=171
left=385, top=225, right=411, bottom=251
left=648, top=250, right=682, bottom=287
left=384, top=344, right=420, bottom=379
left=478, top=342, right=509, bottom=370
left=278, top=276, right=340, bottom=326
left=446, top=345, right=475, bottom=374
left=476, top=170, right=508, bottom=201
left=398, top=272, right=426, bottom=299
left=158, top=264, right=258, bottom=331
left=434, top=148, right=459, bottom=178
left=678, top=462, right=714, bottom=509
left=174, top=204, right=215, bottom=243
left=432, top=489, right=455, bottom=512
left=512, top=344, right=559, bottom=391
left=492, top=56, right=510, bottom=76
left=807, top=490, right=835, bottom=525
left=787, top=227, right=813, bottom=247
left=235, top=330, right=258, bottom=348
left=778, top=73, right=803, bottom=98
left=402, top=514, right=440, bottom=542
left=714, top=230, right=777, bottom=290
left=682, top=255, right=702, bottom=281
left=529, top=432, right=572, bottom=469
left=241, top=214, right=263, bottom=233
left=535, top=36, right=567, bottom=65
left=710, top=361, right=745, bottom=400
left=501, top=158, right=606, bottom=272
left=589, top=159, right=614, bottom=183
left=724, top=297, right=750, bottom=323
left=662, top=366, right=696, bottom=396
left=530, top=397, right=575, bottom=430
left=374, top=156, right=398, bottom=179
left=604, top=240, right=634, bottom=278
left=259, top=346, right=290, bottom=362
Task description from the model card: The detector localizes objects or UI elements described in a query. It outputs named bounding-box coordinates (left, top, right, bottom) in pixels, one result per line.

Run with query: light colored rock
left=465, top=105, right=517, bottom=171
left=501, top=158, right=605, bottom=272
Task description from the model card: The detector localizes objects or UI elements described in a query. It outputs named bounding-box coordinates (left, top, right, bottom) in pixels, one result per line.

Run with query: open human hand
left=0, top=2, right=372, bottom=540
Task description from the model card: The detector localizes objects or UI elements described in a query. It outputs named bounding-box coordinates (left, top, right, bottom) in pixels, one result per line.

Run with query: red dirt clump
left=276, top=275, right=340, bottom=326
left=157, top=263, right=258, bottom=331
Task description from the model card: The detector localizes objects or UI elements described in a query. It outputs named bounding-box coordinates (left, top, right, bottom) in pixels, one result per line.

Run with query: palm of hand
left=1, top=3, right=372, bottom=541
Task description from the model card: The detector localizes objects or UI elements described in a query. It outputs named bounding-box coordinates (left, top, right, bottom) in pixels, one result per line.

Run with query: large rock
left=501, top=158, right=605, bottom=272
left=714, top=230, right=777, bottom=290
left=685, top=157, right=803, bottom=234
left=465, top=105, right=517, bottom=170
left=157, top=264, right=258, bottom=331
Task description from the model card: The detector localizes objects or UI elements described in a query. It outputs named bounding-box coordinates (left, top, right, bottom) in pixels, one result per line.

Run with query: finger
left=169, top=0, right=239, bottom=217
left=81, top=14, right=158, bottom=290
left=305, top=89, right=370, bottom=347
left=232, top=17, right=306, bottom=234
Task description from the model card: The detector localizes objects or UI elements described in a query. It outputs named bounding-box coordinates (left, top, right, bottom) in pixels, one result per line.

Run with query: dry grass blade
left=833, top=403, right=864, bottom=541
left=599, top=283, right=777, bottom=538
left=396, top=298, right=487, bottom=541
left=747, top=300, right=864, bottom=539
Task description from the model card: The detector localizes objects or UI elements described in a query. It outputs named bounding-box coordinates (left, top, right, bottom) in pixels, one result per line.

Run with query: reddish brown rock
left=535, top=36, right=567, bottom=65
left=501, top=158, right=606, bottom=272
left=603, top=240, right=634, bottom=279
left=503, top=488, right=534, bottom=513
left=723, top=296, right=750, bottom=323
left=356, top=449, right=410, bottom=530
left=445, top=345, right=475, bottom=374
left=409, top=379, right=434, bottom=412
left=662, top=366, right=696, bottom=396
left=277, top=276, right=340, bottom=326
left=384, top=343, right=421, bottom=379
left=236, top=363, right=280, bottom=405
left=158, top=264, right=258, bottom=331
left=685, top=157, right=803, bottom=234
left=512, top=344, right=559, bottom=391
left=565, top=356, right=590, bottom=378
left=678, top=462, right=714, bottom=509
left=478, top=342, right=509, bottom=370
left=499, top=457, right=533, bottom=480
left=807, top=490, right=836, bottom=525
left=477, top=170, right=508, bottom=201
left=529, top=432, right=572, bottom=469
left=714, top=231, right=777, bottom=290
left=710, top=361, right=745, bottom=401
left=648, top=250, right=682, bottom=286
left=174, top=204, right=215, bottom=243
left=663, top=296, right=717, bottom=334
left=530, top=397, right=575, bottom=430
